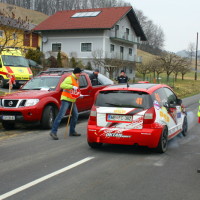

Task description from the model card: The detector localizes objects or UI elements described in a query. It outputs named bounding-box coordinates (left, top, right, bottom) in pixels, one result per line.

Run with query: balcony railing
left=110, top=31, right=141, bottom=45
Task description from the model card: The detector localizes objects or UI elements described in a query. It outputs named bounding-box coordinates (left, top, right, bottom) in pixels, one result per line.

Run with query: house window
left=52, top=43, right=61, bottom=52
left=126, top=28, right=129, bottom=40
left=115, top=25, right=119, bottom=37
left=120, top=46, right=124, bottom=60
left=72, top=11, right=101, bottom=18
left=129, top=48, right=133, bottom=56
left=32, top=33, right=39, bottom=48
left=23, top=32, right=31, bottom=46
left=110, top=44, right=115, bottom=52
left=0, top=30, right=4, bottom=37
left=81, top=43, right=92, bottom=52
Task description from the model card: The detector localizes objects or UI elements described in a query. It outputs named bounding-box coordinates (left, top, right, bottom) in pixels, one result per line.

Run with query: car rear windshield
left=95, top=90, right=153, bottom=109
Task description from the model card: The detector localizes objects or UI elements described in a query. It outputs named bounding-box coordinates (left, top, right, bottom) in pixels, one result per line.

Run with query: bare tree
left=91, top=49, right=105, bottom=70
left=149, top=59, right=164, bottom=82
left=135, top=9, right=165, bottom=54
left=178, top=58, right=191, bottom=80
left=157, top=53, right=185, bottom=82
left=136, top=61, right=151, bottom=81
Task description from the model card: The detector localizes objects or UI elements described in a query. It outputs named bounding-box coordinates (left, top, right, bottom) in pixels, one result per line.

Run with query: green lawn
left=135, top=71, right=200, bottom=99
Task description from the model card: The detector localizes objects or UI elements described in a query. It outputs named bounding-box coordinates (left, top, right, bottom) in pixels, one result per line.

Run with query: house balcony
left=110, top=32, right=141, bottom=45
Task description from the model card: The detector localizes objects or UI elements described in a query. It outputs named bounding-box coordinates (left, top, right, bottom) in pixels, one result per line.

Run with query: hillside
left=137, top=49, right=157, bottom=62
left=0, top=2, right=48, bottom=24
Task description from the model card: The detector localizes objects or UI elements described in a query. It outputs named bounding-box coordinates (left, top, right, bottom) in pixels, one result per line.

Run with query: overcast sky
left=127, top=0, right=200, bottom=53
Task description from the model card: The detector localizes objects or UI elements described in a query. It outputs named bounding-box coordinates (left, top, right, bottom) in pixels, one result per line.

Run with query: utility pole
left=195, top=32, right=198, bottom=80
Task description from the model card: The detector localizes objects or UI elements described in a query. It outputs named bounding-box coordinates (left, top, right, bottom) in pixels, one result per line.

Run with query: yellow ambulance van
left=0, top=48, right=33, bottom=88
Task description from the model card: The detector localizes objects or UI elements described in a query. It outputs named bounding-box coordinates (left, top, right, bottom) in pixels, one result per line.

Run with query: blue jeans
left=51, top=100, right=78, bottom=135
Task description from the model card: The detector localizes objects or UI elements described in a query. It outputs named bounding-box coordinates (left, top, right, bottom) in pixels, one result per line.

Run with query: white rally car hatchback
left=87, top=83, right=188, bottom=153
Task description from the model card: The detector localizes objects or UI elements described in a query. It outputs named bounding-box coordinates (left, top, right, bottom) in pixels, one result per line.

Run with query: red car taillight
left=143, top=107, right=156, bottom=124
left=88, top=106, right=97, bottom=125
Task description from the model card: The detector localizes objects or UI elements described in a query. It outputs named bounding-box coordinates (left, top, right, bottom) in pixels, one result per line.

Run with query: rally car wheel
left=156, top=127, right=168, bottom=153
left=181, top=117, right=188, bottom=137
left=41, top=105, right=57, bottom=129
left=2, top=121, right=15, bottom=130
left=88, top=142, right=103, bottom=149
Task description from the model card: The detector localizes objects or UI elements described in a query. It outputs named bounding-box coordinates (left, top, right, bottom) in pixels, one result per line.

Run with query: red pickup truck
left=0, top=68, right=113, bottom=129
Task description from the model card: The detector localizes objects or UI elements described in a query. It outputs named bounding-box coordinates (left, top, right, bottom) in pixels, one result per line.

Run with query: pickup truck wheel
left=0, top=76, right=6, bottom=88
left=41, top=105, right=57, bottom=129
left=2, top=121, right=15, bottom=130
left=156, top=127, right=168, bottom=153
left=88, top=142, right=103, bottom=149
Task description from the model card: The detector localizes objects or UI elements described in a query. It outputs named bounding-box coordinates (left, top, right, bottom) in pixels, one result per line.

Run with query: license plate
left=2, top=116, right=15, bottom=120
left=107, top=114, right=132, bottom=122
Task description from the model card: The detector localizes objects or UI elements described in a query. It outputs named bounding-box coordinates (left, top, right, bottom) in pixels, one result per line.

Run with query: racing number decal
left=136, top=98, right=143, bottom=105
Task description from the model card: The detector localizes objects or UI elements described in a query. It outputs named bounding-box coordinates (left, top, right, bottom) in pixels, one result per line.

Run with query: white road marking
left=0, top=156, right=95, bottom=200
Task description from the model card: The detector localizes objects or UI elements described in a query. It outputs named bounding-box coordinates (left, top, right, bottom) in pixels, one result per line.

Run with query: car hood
left=0, top=90, right=55, bottom=99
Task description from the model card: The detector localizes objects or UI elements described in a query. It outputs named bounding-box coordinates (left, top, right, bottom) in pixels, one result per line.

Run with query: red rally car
left=87, top=83, right=188, bottom=153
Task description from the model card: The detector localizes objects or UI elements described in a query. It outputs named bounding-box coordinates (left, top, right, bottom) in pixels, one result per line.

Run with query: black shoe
left=50, top=132, right=59, bottom=140
left=69, top=132, right=81, bottom=136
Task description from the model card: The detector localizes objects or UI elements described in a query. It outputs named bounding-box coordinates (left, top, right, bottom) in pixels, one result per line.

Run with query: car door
left=76, top=74, right=93, bottom=111
left=151, top=88, right=171, bottom=127
left=163, top=87, right=183, bottom=136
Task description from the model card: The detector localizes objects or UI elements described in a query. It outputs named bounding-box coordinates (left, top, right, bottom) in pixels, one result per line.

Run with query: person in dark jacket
left=89, top=69, right=100, bottom=86
left=116, top=70, right=129, bottom=83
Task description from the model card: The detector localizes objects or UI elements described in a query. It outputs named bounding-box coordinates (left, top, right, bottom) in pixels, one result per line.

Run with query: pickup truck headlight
left=25, top=99, right=39, bottom=107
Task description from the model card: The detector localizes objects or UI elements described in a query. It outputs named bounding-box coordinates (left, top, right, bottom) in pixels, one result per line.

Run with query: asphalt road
left=0, top=93, right=200, bottom=200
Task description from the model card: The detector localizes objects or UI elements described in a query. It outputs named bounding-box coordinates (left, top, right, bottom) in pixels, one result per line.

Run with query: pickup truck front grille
left=2, top=99, right=26, bottom=108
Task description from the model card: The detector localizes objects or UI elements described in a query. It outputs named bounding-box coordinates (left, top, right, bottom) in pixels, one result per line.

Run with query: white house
left=34, top=6, right=146, bottom=80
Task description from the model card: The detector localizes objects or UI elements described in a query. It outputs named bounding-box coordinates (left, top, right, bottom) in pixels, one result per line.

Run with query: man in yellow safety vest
left=50, top=67, right=82, bottom=140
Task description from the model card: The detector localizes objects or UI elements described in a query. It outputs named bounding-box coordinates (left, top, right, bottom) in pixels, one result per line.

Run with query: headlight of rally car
left=24, top=99, right=39, bottom=107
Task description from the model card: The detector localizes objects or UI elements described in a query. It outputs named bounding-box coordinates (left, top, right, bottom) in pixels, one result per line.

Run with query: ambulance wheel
left=0, top=76, right=6, bottom=88
left=88, top=142, right=103, bottom=149
left=2, top=121, right=15, bottom=130
left=181, top=117, right=188, bottom=137
left=156, top=127, right=168, bottom=153
left=41, top=105, right=57, bottom=129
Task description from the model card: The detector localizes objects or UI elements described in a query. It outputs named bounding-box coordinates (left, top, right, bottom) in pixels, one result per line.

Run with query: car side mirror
left=163, top=102, right=169, bottom=108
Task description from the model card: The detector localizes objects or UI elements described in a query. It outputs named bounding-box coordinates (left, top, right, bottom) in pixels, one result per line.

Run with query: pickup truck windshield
left=2, top=55, right=29, bottom=67
left=95, top=90, right=153, bottom=109
left=22, top=76, right=60, bottom=90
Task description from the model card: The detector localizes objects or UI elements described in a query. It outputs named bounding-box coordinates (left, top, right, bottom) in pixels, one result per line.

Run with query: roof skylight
left=71, top=11, right=101, bottom=18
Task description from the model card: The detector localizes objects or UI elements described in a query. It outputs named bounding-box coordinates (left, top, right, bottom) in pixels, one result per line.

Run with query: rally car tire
left=41, top=105, right=57, bottom=129
left=2, top=121, right=15, bottom=130
left=156, top=127, right=168, bottom=153
left=88, top=142, right=103, bottom=149
left=181, top=117, right=188, bottom=137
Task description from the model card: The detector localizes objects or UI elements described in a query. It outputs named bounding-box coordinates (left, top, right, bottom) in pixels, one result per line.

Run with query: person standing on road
left=116, top=70, right=129, bottom=84
left=50, top=67, right=82, bottom=140
left=89, top=69, right=100, bottom=86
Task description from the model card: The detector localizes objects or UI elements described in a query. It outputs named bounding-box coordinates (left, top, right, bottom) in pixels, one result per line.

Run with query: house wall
left=0, top=26, right=40, bottom=51
left=41, top=16, right=140, bottom=80
left=42, top=30, right=105, bottom=60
